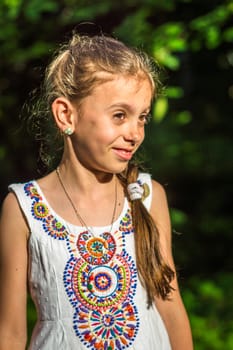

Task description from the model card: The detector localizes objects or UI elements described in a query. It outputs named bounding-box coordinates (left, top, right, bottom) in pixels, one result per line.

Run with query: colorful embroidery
left=64, top=251, right=137, bottom=312
left=24, top=181, right=140, bottom=350
left=43, top=215, right=68, bottom=240
left=77, top=231, right=116, bottom=265
left=32, top=201, right=49, bottom=219
left=24, top=182, right=41, bottom=201
left=69, top=229, right=123, bottom=260
left=119, top=209, right=134, bottom=234
left=73, top=301, right=139, bottom=350
left=24, top=182, right=68, bottom=240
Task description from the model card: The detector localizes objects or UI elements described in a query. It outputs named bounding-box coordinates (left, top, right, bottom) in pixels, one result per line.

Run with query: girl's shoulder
left=8, top=170, right=55, bottom=196
left=7, top=172, right=54, bottom=217
left=0, top=190, right=29, bottom=239
left=151, top=178, right=168, bottom=199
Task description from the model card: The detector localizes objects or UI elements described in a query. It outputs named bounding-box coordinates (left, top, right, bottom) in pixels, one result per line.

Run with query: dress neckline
left=33, top=180, right=129, bottom=233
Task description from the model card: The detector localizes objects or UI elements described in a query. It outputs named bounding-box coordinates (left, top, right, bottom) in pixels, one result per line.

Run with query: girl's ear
left=52, top=97, right=76, bottom=134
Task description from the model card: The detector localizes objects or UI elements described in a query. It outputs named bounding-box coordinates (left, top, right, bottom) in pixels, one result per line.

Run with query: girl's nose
left=124, top=121, right=144, bottom=144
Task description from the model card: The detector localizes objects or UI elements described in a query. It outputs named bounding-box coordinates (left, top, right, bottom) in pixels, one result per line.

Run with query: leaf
left=166, top=86, right=184, bottom=99
left=153, top=47, right=180, bottom=70
left=2, top=0, right=22, bottom=19
left=206, top=26, right=221, bottom=49
left=170, top=208, right=188, bottom=226
left=223, top=26, right=233, bottom=42
left=24, top=0, right=59, bottom=21
left=153, top=97, right=168, bottom=122
left=175, top=111, right=192, bottom=125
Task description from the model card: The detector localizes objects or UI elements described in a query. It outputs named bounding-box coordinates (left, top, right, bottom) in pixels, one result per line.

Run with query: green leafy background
left=0, top=0, right=232, bottom=348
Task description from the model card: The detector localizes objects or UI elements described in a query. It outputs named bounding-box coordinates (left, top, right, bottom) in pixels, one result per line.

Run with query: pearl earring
left=64, top=127, right=73, bottom=136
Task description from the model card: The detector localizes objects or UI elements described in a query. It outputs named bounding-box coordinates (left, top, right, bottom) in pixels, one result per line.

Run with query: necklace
left=56, top=167, right=118, bottom=236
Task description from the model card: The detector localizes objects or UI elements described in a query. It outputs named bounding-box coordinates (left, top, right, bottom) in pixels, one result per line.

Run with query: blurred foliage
left=183, top=273, right=233, bottom=349
left=0, top=0, right=232, bottom=348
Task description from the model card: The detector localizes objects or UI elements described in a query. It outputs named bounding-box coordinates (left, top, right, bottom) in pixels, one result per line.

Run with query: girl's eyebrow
left=107, top=102, right=151, bottom=113
left=107, top=103, right=134, bottom=112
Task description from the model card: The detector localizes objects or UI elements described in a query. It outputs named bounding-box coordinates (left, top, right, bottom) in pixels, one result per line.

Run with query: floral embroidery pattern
left=32, top=201, right=49, bottom=219
left=25, top=182, right=68, bottom=240
left=25, top=181, right=139, bottom=350
left=77, top=231, right=116, bottom=265
left=24, top=182, right=41, bottom=200
left=64, top=251, right=137, bottom=312
left=73, top=301, right=139, bottom=350
left=43, top=215, right=68, bottom=240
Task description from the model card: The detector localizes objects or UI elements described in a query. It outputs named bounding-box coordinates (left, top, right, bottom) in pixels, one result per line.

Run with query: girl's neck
left=57, top=159, right=115, bottom=196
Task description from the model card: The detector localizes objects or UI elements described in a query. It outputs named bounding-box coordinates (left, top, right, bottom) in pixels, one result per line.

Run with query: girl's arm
left=150, top=180, right=193, bottom=350
left=0, top=193, right=29, bottom=350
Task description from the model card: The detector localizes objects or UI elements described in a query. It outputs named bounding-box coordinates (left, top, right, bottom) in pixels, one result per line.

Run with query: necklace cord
left=55, top=167, right=118, bottom=235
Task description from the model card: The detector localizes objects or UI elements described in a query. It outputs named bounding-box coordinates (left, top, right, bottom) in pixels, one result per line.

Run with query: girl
left=0, top=33, right=193, bottom=349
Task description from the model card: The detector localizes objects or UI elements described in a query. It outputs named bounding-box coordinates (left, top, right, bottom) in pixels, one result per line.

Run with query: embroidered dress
left=9, top=173, right=171, bottom=350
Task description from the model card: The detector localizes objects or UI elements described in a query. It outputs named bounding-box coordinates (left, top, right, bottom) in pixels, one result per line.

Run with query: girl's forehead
left=77, top=75, right=153, bottom=113
left=97, top=71, right=152, bottom=85
left=92, top=73, right=153, bottom=95
left=75, top=73, right=153, bottom=111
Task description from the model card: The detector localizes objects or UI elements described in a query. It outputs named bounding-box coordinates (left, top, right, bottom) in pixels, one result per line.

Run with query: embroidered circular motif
left=77, top=231, right=116, bottom=265
left=43, top=215, right=68, bottom=240
left=32, top=201, right=49, bottom=219
left=73, top=302, right=139, bottom=349
left=69, top=255, right=132, bottom=311
left=87, top=265, right=118, bottom=297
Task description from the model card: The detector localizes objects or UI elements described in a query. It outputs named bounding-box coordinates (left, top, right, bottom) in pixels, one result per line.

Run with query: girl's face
left=72, top=75, right=153, bottom=174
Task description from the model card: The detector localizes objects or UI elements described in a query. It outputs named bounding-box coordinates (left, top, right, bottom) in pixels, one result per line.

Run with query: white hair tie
left=127, top=182, right=144, bottom=201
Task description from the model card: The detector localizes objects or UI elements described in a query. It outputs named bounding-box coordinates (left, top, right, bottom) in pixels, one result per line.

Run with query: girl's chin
left=100, top=164, right=129, bottom=175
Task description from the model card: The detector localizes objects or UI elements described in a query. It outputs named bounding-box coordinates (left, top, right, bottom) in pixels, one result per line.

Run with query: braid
left=118, top=163, right=175, bottom=307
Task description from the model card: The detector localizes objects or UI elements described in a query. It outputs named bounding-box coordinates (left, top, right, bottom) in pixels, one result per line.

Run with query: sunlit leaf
left=25, top=0, right=58, bottom=20
left=190, top=5, right=229, bottom=30
left=189, top=4, right=232, bottom=49
left=166, top=86, right=184, bottom=99
left=168, top=37, right=187, bottom=51
left=163, top=22, right=184, bottom=36
left=153, top=47, right=180, bottom=69
left=175, top=111, right=192, bottom=125
left=198, top=280, right=223, bottom=301
left=206, top=26, right=221, bottom=49
left=153, top=97, right=168, bottom=122
left=170, top=208, right=188, bottom=226
left=223, top=26, right=233, bottom=42
left=3, top=0, right=22, bottom=18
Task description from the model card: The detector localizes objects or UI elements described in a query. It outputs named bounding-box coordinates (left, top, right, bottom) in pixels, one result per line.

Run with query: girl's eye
left=113, top=112, right=126, bottom=120
left=139, top=113, right=151, bottom=124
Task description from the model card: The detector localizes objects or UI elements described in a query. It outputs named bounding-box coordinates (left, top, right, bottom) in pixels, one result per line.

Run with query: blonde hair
left=45, top=34, right=156, bottom=105
left=32, top=32, right=174, bottom=306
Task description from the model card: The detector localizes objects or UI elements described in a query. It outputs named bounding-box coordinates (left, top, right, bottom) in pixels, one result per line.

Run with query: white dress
left=9, top=173, right=171, bottom=350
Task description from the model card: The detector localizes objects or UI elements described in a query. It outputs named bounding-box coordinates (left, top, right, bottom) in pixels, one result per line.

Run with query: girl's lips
left=112, top=148, right=134, bottom=161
